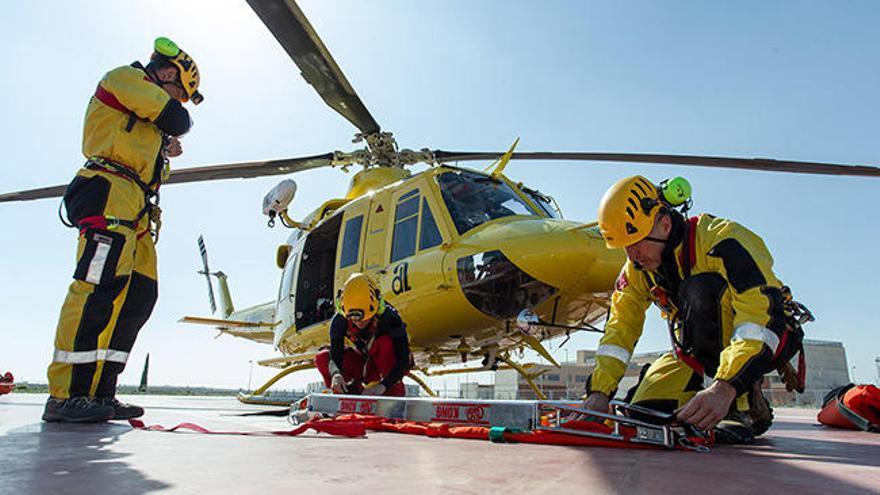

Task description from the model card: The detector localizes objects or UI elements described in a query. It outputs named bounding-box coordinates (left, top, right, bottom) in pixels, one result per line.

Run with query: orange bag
left=0, top=372, right=13, bottom=395
left=817, top=384, right=880, bottom=432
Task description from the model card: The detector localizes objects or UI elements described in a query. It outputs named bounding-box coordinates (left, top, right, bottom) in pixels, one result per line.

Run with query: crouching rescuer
left=315, top=273, right=411, bottom=397
left=582, top=176, right=810, bottom=444
left=43, top=37, right=203, bottom=423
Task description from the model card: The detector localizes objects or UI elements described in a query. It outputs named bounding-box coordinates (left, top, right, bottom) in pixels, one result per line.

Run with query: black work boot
left=95, top=396, right=144, bottom=420
left=714, top=411, right=755, bottom=444
left=42, top=396, right=115, bottom=423
left=747, top=380, right=774, bottom=437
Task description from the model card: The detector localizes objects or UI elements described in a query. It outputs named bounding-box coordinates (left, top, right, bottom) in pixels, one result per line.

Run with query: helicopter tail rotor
left=197, top=235, right=217, bottom=314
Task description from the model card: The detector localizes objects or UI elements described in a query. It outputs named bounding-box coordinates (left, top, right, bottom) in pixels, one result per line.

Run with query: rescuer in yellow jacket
left=582, top=176, right=807, bottom=443
left=43, top=37, right=203, bottom=423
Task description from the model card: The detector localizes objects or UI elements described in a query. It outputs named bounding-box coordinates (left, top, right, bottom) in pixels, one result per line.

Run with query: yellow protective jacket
left=591, top=213, right=787, bottom=396
left=82, top=62, right=191, bottom=187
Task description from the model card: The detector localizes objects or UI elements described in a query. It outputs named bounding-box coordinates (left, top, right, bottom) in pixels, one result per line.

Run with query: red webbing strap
left=673, top=345, right=706, bottom=376
left=75, top=214, right=141, bottom=236
left=94, top=83, right=146, bottom=132
left=77, top=215, right=109, bottom=235
left=773, top=329, right=790, bottom=361
left=671, top=215, right=704, bottom=375
left=94, top=84, right=130, bottom=114
left=128, top=417, right=366, bottom=438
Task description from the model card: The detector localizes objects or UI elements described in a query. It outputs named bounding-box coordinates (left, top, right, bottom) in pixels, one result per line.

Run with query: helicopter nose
left=462, top=218, right=624, bottom=294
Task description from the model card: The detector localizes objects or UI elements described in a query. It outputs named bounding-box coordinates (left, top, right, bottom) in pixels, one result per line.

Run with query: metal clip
left=149, top=205, right=163, bottom=243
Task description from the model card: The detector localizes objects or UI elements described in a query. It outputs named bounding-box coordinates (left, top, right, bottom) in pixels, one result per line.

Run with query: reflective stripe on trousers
left=53, top=349, right=130, bottom=364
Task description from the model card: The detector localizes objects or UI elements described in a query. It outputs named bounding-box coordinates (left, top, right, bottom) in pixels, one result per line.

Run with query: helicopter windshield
left=437, top=170, right=539, bottom=235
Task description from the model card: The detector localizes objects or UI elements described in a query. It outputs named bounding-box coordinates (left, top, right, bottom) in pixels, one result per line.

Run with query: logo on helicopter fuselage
left=392, top=262, right=413, bottom=295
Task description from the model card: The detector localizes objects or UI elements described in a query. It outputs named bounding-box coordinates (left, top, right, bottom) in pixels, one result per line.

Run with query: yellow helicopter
left=2, top=0, right=878, bottom=403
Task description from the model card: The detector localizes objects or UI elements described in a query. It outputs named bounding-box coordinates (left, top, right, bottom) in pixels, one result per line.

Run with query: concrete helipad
left=1, top=394, right=878, bottom=495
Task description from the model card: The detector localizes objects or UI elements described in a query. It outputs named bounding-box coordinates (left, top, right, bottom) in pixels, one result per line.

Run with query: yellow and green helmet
left=153, top=37, right=203, bottom=105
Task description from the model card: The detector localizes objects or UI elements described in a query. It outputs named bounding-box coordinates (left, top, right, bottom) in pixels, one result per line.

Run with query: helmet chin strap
left=643, top=236, right=668, bottom=244
left=143, top=64, right=161, bottom=85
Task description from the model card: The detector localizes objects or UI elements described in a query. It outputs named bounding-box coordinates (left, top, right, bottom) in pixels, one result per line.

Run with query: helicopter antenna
left=197, top=235, right=217, bottom=314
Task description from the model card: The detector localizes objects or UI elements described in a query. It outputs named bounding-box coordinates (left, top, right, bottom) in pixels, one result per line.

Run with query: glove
left=568, top=391, right=609, bottom=423
left=330, top=372, right=347, bottom=394
left=362, top=382, right=386, bottom=396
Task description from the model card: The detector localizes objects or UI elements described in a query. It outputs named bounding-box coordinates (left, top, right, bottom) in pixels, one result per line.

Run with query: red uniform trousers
left=315, top=334, right=405, bottom=396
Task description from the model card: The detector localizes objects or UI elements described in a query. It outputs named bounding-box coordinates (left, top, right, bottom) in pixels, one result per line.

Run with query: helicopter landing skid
left=237, top=361, right=315, bottom=405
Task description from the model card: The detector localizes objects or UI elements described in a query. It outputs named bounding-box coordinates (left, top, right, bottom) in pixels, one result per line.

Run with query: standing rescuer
left=582, top=176, right=809, bottom=444
left=315, top=273, right=411, bottom=397
left=43, top=37, right=203, bottom=423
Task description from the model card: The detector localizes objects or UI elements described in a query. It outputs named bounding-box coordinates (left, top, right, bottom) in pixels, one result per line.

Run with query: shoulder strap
left=94, top=84, right=138, bottom=132
left=94, top=84, right=130, bottom=113
left=679, top=216, right=699, bottom=278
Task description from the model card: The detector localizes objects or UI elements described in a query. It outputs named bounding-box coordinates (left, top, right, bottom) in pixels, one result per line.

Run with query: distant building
left=875, top=356, right=879, bottom=385
left=306, top=381, right=326, bottom=394
left=763, top=339, right=850, bottom=407
left=308, top=380, right=422, bottom=397
left=459, top=382, right=494, bottom=399
left=494, top=353, right=658, bottom=400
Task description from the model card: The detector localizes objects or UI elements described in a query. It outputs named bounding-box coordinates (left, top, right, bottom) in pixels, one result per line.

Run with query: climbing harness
left=58, top=157, right=164, bottom=242
left=643, top=212, right=810, bottom=392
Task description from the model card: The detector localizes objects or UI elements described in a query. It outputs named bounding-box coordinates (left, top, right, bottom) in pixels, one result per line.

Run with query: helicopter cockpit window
left=523, top=187, right=560, bottom=219
left=392, top=190, right=446, bottom=262
left=339, top=215, right=364, bottom=268
left=419, top=198, right=442, bottom=250
left=438, top=171, right=539, bottom=235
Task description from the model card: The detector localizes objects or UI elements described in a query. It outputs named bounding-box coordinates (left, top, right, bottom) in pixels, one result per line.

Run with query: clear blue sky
left=1, top=1, right=878, bottom=391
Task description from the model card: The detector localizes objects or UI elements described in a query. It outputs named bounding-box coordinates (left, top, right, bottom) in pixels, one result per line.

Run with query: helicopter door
left=384, top=186, right=446, bottom=309
left=295, top=214, right=343, bottom=330
left=276, top=239, right=303, bottom=338
left=362, top=190, right=391, bottom=274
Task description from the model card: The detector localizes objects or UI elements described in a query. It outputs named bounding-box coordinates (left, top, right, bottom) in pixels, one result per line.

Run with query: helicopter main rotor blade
left=0, top=153, right=334, bottom=203
left=246, top=0, right=381, bottom=135
left=0, top=185, right=68, bottom=203
left=433, top=151, right=880, bottom=177
left=164, top=153, right=334, bottom=185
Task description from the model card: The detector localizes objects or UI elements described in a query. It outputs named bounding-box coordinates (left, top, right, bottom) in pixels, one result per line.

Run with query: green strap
left=488, top=426, right=507, bottom=443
